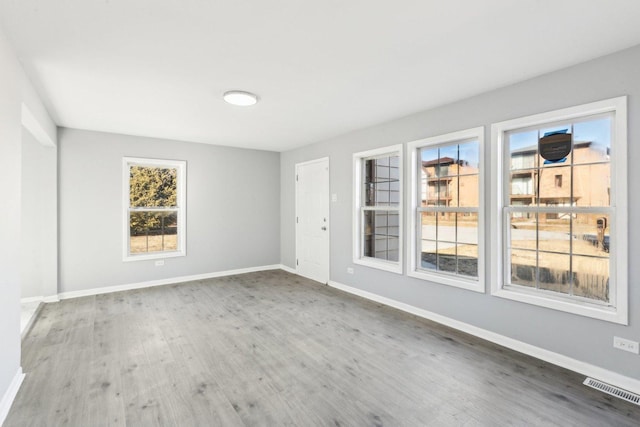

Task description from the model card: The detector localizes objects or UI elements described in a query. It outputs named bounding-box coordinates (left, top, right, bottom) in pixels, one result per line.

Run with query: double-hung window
left=490, top=97, right=628, bottom=324
left=123, top=157, right=186, bottom=261
left=408, top=127, right=484, bottom=292
left=353, top=145, right=403, bottom=273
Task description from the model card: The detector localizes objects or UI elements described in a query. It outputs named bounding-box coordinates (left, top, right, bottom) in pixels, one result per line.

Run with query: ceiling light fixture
left=223, top=90, right=259, bottom=106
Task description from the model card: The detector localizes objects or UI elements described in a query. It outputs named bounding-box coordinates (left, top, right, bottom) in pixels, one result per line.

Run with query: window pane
left=538, top=166, right=571, bottom=206
left=538, top=252, right=570, bottom=295
left=573, top=115, right=612, bottom=165
left=458, top=140, right=480, bottom=171
left=457, top=174, right=478, bottom=207
left=510, top=249, right=536, bottom=288
left=507, top=130, right=538, bottom=170
left=130, top=211, right=178, bottom=254
left=130, top=166, right=178, bottom=207
left=420, top=240, right=437, bottom=270
left=456, top=212, right=478, bottom=245
left=538, top=213, right=570, bottom=253
left=419, top=212, right=478, bottom=279
left=363, top=210, right=399, bottom=261
left=421, top=211, right=437, bottom=240
left=420, top=147, right=439, bottom=174
left=572, top=255, right=609, bottom=302
left=573, top=213, right=610, bottom=256
left=436, top=213, right=456, bottom=243
left=364, top=156, right=400, bottom=207
left=573, top=164, right=610, bottom=207
left=509, top=212, right=536, bottom=250
left=436, top=242, right=456, bottom=273
left=438, top=145, right=457, bottom=178
left=509, top=170, right=536, bottom=206
left=457, top=244, right=478, bottom=277
left=422, top=178, right=441, bottom=207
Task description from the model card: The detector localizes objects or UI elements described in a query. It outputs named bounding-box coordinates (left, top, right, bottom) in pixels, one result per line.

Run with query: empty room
left=2, top=1, right=640, bottom=426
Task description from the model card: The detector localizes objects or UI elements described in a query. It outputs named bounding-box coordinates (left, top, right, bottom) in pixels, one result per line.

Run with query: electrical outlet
left=613, top=336, right=639, bottom=354
left=347, top=267, right=354, bottom=274
left=155, top=260, right=165, bottom=267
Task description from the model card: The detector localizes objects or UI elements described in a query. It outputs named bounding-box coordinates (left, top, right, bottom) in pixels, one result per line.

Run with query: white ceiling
left=2, top=1, right=640, bottom=152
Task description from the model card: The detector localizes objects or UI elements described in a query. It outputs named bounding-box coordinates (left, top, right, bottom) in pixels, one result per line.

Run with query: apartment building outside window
left=408, top=127, right=484, bottom=292
left=490, top=97, right=628, bottom=324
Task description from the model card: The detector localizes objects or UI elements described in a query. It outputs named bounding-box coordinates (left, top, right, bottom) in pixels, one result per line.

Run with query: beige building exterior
left=509, top=141, right=610, bottom=221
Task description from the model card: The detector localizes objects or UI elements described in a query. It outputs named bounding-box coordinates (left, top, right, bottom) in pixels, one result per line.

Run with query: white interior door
left=295, top=158, right=330, bottom=283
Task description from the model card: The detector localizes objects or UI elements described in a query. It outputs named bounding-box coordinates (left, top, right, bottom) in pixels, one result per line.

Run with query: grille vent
left=583, top=377, right=640, bottom=406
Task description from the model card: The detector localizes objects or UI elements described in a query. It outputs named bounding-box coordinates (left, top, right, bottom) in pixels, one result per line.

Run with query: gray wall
left=58, top=128, right=280, bottom=293
left=281, top=45, right=640, bottom=380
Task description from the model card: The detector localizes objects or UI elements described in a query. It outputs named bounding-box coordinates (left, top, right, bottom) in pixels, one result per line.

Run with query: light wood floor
left=6, top=270, right=640, bottom=426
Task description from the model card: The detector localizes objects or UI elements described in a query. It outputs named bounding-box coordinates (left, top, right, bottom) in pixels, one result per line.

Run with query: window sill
left=492, top=286, right=626, bottom=325
left=354, top=257, right=402, bottom=275
left=408, top=269, right=484, bottom=293
left=123, top=250, right=186, bottom=263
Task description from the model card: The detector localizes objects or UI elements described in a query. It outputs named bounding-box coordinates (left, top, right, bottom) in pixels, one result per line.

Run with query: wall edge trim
left=327, top=279, right=640, bottom=396
left=0, top=367, right=25, bottom=426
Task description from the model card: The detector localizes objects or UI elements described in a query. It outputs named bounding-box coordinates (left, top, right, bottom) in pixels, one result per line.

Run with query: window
left=407, top=127, right=484, bottom=292
left=353, top=145, right=402, bottom=273
left=123, top=157, right=186, bottom=261
left=490, top=97, right=627, bottom=324
left=554, top=174, right=563, bottom=188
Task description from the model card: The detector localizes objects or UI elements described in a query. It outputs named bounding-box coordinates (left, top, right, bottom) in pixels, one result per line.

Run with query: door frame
left=295, top=157, right=330, bottom=283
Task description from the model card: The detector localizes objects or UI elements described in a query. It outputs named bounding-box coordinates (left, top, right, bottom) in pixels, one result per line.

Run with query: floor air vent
left=583, top=377, right=640, bottom=406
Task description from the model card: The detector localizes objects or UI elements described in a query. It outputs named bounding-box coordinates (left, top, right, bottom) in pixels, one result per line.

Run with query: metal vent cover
left=584, top=377, right=640, bottom=406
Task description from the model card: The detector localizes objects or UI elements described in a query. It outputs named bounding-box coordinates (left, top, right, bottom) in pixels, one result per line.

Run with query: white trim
left=21, top=103, right=55, bottom=147
left=42, top=295, right=60, bottom=303
left=406, top=127, right=485, bottom=292
left=0, top=368, right=25, bottom=426
left=353, top=144, right=403, bottom=275
left=57, top=264, right=283, bottom=300
left=328, top=279, right=640, bottom=396
left=279, top=264, right=297, bottom=274
left=19, top=295, right=61, bottom=304
left=21, top=301, right=44, bottom=339
left=122, top=157, right=187, bottom=262
left=490, top=96, right=628, bottom=324
left=19, top=296, right=43, bottom=304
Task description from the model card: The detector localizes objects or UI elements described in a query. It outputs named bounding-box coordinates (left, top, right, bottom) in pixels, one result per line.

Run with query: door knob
left=321, top=226, right=327, bottom=231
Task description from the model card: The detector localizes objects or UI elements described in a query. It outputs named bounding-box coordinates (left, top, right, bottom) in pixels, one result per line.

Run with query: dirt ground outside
left=130, top=234, right=177, bottom=254
left=420, top=217, right=609, bottom=301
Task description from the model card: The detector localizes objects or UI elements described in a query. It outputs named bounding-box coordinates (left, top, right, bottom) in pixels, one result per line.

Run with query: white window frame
left=407, top=127, right=485, bottom=292
left=123, top=157, right=187, bottom=262
left=490, top=97, right=628, bottom=324
left=353, top=144, right=403, bottom=274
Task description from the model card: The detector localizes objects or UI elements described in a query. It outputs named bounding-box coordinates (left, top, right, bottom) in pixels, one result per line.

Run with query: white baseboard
left=278, top=264, right=297, bottom=274
left=21, top=295, right=59, bottom=304
left=57, top=264, right=284, bottom=300
left=328, top=280, right=640, bottom=396
left=19, top=296, right=43, bottom=304
left=0, top=368, right=24, bottom=426
left=42, top=295, right=59, bottom=303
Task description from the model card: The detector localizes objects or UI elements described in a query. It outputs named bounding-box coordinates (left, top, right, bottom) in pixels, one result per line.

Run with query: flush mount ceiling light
left=223, top=90, right=259, bottom=106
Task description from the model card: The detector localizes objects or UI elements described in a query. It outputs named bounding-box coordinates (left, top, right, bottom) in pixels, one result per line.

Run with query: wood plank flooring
left=6, top=270, right=640, bottom=426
